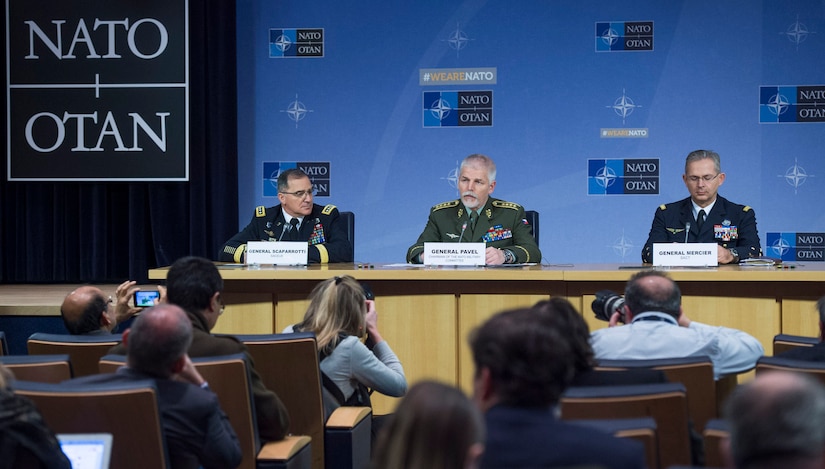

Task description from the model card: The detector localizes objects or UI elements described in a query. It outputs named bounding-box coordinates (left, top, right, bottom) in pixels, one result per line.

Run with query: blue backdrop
left=236, top=0, right=825, bottom=264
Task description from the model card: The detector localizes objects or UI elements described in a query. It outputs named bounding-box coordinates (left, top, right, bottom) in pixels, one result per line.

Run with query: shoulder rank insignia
left=659, top=204, right=667, bottom=210
left=666, top=227, right=686, bottom=234
left=743, top=206, right=752, bottom=212
left=432, top=200, right=460, bottom=212
left=255, top=206, right=267, bottom=217
left=491, top=200, right=522, bottom=210
left=321, top=204, right=337, bottom=215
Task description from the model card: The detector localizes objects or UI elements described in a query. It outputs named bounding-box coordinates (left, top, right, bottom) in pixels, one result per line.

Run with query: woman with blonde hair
left=288, top=275, right=406, bottom=418
left=372, top=380, right=485, bottom=469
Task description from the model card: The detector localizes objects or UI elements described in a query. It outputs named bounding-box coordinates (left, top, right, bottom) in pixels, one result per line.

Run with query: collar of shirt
left=691, top=199, right=716, bottom=220
left=281, top=209, right=304, bottom=229
left=630, top=311, right=678, bottom=326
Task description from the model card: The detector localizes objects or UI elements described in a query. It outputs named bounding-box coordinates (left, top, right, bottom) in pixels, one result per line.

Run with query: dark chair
left=27, top=332, right=121, bottom=377
left=525, top=209, right=539, bottom=243
left=0, top=354, right=72, bottom=383
left=99, top=353, right=312, bottom=469
left=561, top=382, right=691, bottom=469
left=339, top=211, right=355, bottom=251
left=596, top=356, right=718, bottom=432
left=0, top=331, right=8, bottom=355
left=755, top=355, right=825, bottom=386
left=14, top=378, right=170, bottom=469
left=570, top=417, right=658, bottom=469
left=702, top=418, right=729, bottom=468
left=773, top=333, right=819, bottom=355
left=235, top=332, right=372, bottom=469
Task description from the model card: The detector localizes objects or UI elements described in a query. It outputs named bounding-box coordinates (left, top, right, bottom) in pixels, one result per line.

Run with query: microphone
left=458, top=221, right=468, bottom=242
left=684, top=222, right=691, bottom=243
left=277, top=223, right=290, bottom=241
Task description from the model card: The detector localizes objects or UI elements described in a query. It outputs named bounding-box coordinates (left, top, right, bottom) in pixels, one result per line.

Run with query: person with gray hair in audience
left=723, top=370, right=825, bottom=469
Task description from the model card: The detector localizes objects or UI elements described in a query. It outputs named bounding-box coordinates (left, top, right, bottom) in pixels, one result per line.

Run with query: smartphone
left=134, top=290, right=160, bottom=308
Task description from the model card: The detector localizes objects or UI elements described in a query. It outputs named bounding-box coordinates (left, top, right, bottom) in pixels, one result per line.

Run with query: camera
left=591, top=290, right=625, bottom=322
left=134, top=290, right=160, bottom=308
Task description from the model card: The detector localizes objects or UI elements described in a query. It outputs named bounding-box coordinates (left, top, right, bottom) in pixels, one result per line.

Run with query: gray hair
left=460, top=154, right=497, bottom=183
left=684, top=149, right=721, bottom=174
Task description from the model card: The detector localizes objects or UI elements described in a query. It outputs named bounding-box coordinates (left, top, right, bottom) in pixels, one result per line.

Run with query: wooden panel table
left=148, top=263, right=825, bottom=414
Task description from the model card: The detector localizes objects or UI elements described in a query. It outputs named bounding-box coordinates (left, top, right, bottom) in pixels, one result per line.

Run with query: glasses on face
left=280, top=188, right=317, bottom=199
left=107, top=296, right=114, bottom=306
left=219, top=303, right=225, bottom=316
left=686, top=173, right=720, bottom=184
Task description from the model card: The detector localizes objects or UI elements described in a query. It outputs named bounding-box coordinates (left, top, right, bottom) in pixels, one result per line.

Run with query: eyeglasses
left=280, top=188, right=317, bottom=199
left=107, top=296, right=114, bottom=306
left=219, top=303, right=225, bottom=316
left=686, top=173, right=720, bottom=184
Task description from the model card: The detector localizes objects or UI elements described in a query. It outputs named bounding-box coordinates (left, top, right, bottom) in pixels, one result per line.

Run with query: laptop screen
left=57, top=433, right=112, bottom=469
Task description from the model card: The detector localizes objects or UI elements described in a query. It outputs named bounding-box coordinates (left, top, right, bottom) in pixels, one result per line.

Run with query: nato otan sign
left=5, top=0, right=189, bottom=181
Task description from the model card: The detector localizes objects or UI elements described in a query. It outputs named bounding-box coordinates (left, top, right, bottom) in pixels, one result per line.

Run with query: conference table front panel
left=149, top=263, right=825, bottom=415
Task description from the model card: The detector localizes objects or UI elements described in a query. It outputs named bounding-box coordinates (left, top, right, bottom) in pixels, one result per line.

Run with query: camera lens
left=591, top=290, right=625, bottom=322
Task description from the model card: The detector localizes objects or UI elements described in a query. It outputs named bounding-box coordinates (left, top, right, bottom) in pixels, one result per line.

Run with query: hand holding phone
left=134, top=290, right=161, bottom=308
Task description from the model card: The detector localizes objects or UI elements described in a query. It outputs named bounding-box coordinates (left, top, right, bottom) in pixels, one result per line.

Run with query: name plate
left=653, top=242, right=718, bottom=267
left=424, top=242, right=486, bottom=266
left=246, top=241, right=308, bottom=265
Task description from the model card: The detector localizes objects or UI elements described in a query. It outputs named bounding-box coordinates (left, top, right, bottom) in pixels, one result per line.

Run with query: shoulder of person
left=658, top=197, right=690, bottom=212
left=319, top=204, right=338, bottom=216
left=253, top=205, right=280, bottom=218
left=491, top=199, right=523, bottom=211
left=718, top=196, right=754, bottom=214
left=430, top=199, right=459, bottom=212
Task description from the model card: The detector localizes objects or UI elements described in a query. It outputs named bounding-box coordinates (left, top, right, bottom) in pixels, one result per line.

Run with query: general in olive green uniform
left=406, top=197, right=541, bottom=264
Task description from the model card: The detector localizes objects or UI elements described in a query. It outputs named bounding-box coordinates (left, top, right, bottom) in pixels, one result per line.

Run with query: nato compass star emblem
left=274, top=34, right=292, bottom=53
left=600, top=28, right=620, bottom=47
left=595, top=166, right=618, bottom=188
left=767, top=93, right=790, bottom=117
left=610, top=230, right=634, bottom=259
left=607, top=89, right=642, bottom=125
left=778, top=158, right=814, bottom=194
left=771, top=237, right=792, bottom=257
left=429, top=98, right=452, bottom=121
left=443, top=22, right=473, bottom=58
left=781, top=15, right=816, bottom=50
left=441, top=162, right=460, bottom=188
left=280, top=94, right=314, bottom=128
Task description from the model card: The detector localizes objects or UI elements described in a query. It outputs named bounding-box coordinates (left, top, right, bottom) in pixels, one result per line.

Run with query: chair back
left=569, top=417, right=658, bottom=469
left=0, top=331, right=8, bottom=355
left=14, top=378, right=168, bottom=469
left=755, top=356, right=825, bottom=386
left=0, top=354, right=72, bottom=383
left=702, top=418, right=729, bottom=469
left=773, top=333, right=819, bottom=355
left=561, top=382, right=691, bottom=469
left=28, top=332, right=121, bottom=377
left=597, top=355, right=717, bottom=432
left=236, top=332, right=327, bottom=469
left=524, top=210, right=539, bottom=243
left=339, top=211, right=355, bottom=250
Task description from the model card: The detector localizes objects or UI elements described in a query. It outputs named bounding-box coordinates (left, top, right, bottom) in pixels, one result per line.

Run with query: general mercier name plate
left=653, top=242, right=717, bottom=267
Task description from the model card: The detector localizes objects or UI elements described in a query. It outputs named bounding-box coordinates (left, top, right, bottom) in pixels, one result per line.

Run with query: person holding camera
left=590, top=270, right=763, bottom=379
left=60, top=280, right=164, bottom=335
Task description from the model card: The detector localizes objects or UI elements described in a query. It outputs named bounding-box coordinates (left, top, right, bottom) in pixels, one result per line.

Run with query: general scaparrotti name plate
left=6, top=0, right=189, bottom=181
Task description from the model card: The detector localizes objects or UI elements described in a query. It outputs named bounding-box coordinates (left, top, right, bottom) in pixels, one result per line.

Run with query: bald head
left=60, top=286, right=112, bottom=334
left=725, top=371, right=825, bottom=469
left=125, top=304, right=193, bottom=378
left=624, top=270, right=681, bottom=318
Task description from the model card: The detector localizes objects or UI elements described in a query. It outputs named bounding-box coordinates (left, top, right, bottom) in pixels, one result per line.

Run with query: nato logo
left=596, top=21, right=654, bottom=52
left=263, top=162, right=331, bottom=197
left=588, top=158, right=659, bottom=195
left=423, top=91, right=493, bottom=127
left=269, top=29, right=324, bottom=58
left=760, top=85, right=825, bottom=123
left=767, top=232, right=825, bottom=261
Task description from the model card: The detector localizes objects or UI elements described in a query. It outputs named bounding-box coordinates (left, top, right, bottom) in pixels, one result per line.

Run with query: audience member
left=68, top=304, right=241, bottom=468
left=286, top=275, right=406, bottom=426
left=469, top=306, right=645, bottom=468
left=777, top=295, right=825, bottom=361
left=0, top=363, right=71, bottom=469
left=60, top=280, right=156, bottom=335
left=591, top=270, right=764, bottom=378
left=110, top=256, right=290, bottom=441
left=532, top=298, right=667, bottom=386
left=723, top=370, right=825, bottom=469
left=372, top=380, right=484, bottom=469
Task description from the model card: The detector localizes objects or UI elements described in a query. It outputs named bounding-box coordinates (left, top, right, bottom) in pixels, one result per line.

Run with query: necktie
left=697, top=209, right=706, bottom=230
left=288, top=218, right=300, bottom=241
left=469, top=211, right=478, bottom=231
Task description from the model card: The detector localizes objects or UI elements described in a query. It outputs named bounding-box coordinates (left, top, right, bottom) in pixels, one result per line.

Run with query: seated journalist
left=406, top=153, right=541, bottom=265
left=218, top=168, right=353, bottom=264
left=60, top=280, right=163, bottom=335
left=641, top=149, right=760, bottom=264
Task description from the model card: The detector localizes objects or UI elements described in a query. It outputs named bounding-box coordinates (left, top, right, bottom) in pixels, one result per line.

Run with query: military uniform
left=218, top=204, right=353, bottom=264
left=641, top=196, right=760, bottom=263
left=406, top=197, right=541, bottom=264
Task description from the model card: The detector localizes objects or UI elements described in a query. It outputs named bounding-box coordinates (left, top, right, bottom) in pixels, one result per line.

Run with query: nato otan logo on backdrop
left=767, top=232, right=825, bottom=261
left=423, top=91, right=493, bottom=127
left=595, top=21, right=654, bottom=52
left=588, top=158, right=659, bottom=195
left=263, top=162, right=331, bottom=197
left=269, top=28, right=324, bottom=58
left=760, top=85, right=825, bottom=123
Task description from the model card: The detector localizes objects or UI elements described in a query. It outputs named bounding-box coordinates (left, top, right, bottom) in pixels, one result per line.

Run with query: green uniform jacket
left=406, top=198, right=541, bottom=264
